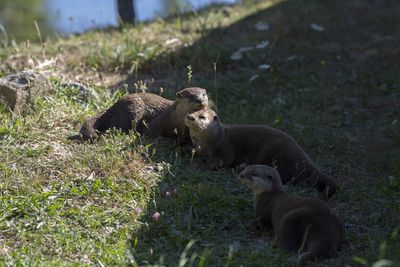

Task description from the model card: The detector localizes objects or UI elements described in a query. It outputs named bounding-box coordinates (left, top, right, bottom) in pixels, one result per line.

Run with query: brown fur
left=79, top=87, right=208, bottom=141
left=185, top=108, right=338, bottom=198
left=239, top=165, right=343, bottom=266
left=145, top=87, right=208, bottom=142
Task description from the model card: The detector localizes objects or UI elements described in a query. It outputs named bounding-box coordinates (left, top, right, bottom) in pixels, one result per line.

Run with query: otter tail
left=79, top=115, right=100, bottom=141
left=297, top=240, right=337, bottom=267
left=278, top=208, right=338, bottom=266
left=295, top=163, right=338, bottom=199
left=313, top=172, right=338, bottom=200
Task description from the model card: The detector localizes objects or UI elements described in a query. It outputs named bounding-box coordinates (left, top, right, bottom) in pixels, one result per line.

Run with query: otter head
left=184, top=108, right=220, bottom=135
left=176, top=87, right=208, bottom=113
left=239, top=165, right=284, bottom=195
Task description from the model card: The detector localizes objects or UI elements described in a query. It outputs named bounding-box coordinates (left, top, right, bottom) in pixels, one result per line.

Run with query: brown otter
left=79, top=87, right=208, bottom=141
left=145, top=88, right=209, bottom=142
left=239, top=165, right=343, bottom=266
left=184, top=108, right=338, bottom=198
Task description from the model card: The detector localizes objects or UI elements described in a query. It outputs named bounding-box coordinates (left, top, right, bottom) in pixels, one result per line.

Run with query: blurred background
left=0, top=0, right=240, bottom=43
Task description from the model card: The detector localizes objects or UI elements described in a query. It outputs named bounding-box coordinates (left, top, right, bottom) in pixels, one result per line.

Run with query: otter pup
left=239, top=165, right=343, bottom=266
left=184, top=108, right=338, bottom=198
left=79, top=87, right=208, bottom=141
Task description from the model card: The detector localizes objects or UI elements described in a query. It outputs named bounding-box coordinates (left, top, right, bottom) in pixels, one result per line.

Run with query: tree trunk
left=117, top=0, right=135, bottom=24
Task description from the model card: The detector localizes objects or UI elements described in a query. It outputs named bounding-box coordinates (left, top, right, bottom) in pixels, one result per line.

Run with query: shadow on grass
left=123, top=0, right=400, bottom=265
left=129, top=139, right=262, bottom=266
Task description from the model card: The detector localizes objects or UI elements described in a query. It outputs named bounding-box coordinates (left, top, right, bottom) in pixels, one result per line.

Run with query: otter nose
left=194, top=98, right=203, bottom=104
left=187, top=114, right=195, bottom=121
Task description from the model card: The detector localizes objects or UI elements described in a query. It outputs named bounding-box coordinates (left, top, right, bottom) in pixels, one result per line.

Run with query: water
left=46, top=0, right=239, bottom=35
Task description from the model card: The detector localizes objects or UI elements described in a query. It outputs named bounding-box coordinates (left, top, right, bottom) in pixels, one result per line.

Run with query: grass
left=1, top=0, right=400, bottom=266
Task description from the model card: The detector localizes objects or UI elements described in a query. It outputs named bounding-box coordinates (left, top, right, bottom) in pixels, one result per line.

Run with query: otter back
left=79, top=93, right=173, bottom=141
left=226, top=125, right=337, bottom=197
left=255, top=192, right=343, bottom=264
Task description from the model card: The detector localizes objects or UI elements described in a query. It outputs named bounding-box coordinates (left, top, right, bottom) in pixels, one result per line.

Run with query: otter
left=184, top=108, right=338, bottom=198
left=78, top=87, right=208, bottom=141
left=239, top=165, right=343, bottom=266
left=145, top=88, right=209, bottom=142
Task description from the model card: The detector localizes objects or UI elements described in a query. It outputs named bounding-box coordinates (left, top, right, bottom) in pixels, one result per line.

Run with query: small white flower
left=36, top=58, right=57, bottom=70
left=310, top=23, right=325, bottom=32
left=255, top=21, right=270, bottom=31
left=37, top=221, right=45, bottom=229
left=249, top=74, right=259, bottom=82
left=10, top=163, right=17, bottom=170
left=87, top=171, right=95, bottom=181
left=42, top=186, right=52, bottom=193
left=256, top=40, right=269, bottom=49
left=259, top=64, right=271, bottom=70
left=48, top=196, right=57, bottom=201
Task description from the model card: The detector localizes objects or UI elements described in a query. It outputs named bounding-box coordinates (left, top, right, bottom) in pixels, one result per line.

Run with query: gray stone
left=0, top=71, right=53, bottom=115
left=60, top=81, right=99, bottom=102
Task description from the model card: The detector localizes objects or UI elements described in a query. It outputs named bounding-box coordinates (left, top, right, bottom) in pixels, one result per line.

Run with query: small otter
left=184, top=108, right=337, bottom=198
left=239, top=165, right=343, bottom=266
left=79, top=87, right=208, bottom=141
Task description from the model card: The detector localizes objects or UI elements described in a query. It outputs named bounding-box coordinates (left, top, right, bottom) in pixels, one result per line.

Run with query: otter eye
left=199, top=116, right=206, bottom=119
left=265, top=175, right=273, bottom=180
left=250, top=174, right=258, bottom=180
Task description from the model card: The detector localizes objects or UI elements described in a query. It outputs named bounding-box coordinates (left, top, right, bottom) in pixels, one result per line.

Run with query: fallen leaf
left=259, top=64, right=271, bottom=70
left=256, top=40, right=269, bottom=49
left=255, top=21, right=270, bottom=31
left=310, top=23, right=325, bottom=32
left=249, top=74, right=259, bottom=82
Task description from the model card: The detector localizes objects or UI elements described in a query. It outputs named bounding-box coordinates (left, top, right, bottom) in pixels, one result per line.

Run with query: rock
left=0, top=71, right=53, bottom=115
left=60, top=81, right=99, bottom=102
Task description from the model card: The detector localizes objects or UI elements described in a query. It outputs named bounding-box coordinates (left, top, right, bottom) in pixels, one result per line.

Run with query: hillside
left=0, top=0, right=399, bottom=266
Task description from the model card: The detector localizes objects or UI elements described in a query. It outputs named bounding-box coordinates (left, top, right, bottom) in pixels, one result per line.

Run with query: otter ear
left=213, top=115, right=218, bottom=121
left=176, top=91, right=183, bottom=98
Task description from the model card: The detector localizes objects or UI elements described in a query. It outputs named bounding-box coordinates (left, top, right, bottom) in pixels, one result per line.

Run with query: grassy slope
left=1, top=0, right=400, bottom=266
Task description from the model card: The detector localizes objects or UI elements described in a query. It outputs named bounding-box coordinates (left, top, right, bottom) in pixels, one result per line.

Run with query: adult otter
left=145, top=88, right=209, bottom=142
left=79, top=87, right=208, bottom=141
left=184, top=108, right=338, bottom=198
left=239, top=165, right=343, bottom=266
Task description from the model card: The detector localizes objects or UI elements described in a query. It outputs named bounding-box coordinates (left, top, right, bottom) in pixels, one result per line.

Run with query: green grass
left=1, top=0, right=400, bottom=266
